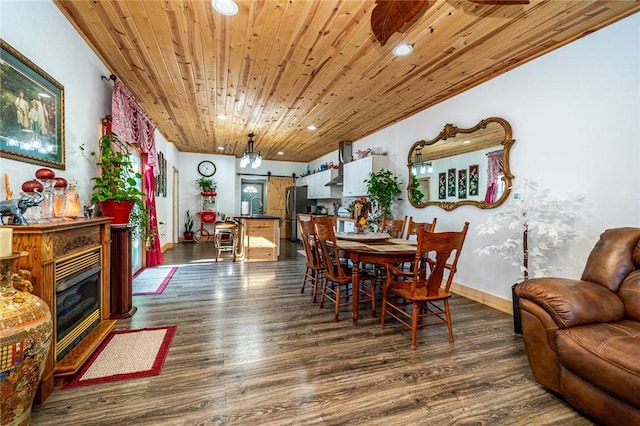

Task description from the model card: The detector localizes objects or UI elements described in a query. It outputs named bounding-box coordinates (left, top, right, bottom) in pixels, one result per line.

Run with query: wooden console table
left=10, top=218, right=115, bottom=404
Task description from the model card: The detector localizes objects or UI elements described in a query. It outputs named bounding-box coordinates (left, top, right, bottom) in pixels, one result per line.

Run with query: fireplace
left=55, top=249, right=102, bottom=362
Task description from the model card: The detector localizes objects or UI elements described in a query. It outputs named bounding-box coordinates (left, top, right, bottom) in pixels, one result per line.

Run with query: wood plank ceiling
left=54, top=0, right=640, bottom=163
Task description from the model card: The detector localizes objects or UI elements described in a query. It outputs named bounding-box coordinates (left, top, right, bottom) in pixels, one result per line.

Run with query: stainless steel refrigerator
left=285, top=186, right=315, bottom=242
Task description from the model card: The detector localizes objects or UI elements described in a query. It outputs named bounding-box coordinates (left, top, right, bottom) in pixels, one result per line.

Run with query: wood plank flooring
left=31, top=240, right=594, bottom=425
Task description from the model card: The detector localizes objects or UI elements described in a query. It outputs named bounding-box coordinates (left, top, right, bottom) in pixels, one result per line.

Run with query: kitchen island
left=230, top=215, right=281, bottom=262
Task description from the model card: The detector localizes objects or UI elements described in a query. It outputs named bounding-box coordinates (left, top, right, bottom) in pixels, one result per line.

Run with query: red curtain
left=111, top=81, right=163, bottom=266
left=144, top=154, right=163, bottom=266
left=484, top=149, right=503, bottom=204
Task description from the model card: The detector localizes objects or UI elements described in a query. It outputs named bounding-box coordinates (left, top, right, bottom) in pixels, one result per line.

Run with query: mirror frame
left=407, top=117, right=515, bottom=211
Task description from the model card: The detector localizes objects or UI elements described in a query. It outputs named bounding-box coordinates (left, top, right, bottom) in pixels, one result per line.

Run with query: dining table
left=334, top=232, right=418, bottom=325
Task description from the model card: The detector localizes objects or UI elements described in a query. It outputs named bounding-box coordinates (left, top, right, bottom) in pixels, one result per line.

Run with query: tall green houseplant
left=365, top=169, right=402, bottom=226
left=81, top=132, right=149, bottom=239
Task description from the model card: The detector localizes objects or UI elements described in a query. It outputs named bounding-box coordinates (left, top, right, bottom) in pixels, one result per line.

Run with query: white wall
left=1, top=1, right=112, bottom=206
left=350, top=13, right=640, bottom=300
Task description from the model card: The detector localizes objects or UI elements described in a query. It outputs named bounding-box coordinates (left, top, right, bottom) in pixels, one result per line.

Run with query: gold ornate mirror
left=407, top=117, right=514, bottom=210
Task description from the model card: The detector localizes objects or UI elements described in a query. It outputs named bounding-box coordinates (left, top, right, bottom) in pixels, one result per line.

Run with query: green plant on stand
left=80, top=132, right=150, bottom=240
left=365, top=169, right=402, bottom=229
left=196, top=177, right=217, bottom=193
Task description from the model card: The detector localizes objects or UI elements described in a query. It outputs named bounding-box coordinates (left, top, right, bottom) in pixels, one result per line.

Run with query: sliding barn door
left=266, top=177, right=294, bottom=239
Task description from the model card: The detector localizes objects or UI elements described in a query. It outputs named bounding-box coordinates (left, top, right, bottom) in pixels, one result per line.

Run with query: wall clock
left=197, top=160, right=216, bottom=177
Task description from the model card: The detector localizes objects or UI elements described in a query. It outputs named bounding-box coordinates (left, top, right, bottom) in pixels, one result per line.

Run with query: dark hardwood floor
left=31, top=240, right=593, bottom=425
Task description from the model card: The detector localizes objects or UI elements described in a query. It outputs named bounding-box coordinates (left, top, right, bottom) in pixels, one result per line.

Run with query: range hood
left=325, top=141, right=352, bottom=186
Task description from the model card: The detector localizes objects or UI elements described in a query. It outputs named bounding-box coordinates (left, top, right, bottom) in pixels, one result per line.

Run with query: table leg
left=352, top=254, right=359, bottom=325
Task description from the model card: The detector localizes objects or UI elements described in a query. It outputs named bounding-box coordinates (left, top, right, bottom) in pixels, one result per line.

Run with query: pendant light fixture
left=240, top=133, right=262, bottom=169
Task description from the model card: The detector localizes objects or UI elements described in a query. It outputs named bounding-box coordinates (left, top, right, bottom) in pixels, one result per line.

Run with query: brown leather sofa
left=515, top=227, right=640, bottom=425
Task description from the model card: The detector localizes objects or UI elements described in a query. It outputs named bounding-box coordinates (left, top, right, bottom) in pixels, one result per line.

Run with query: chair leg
left=334, top=284, right=341, bottom=322
left=370, top=279, right=377, bottom=318
left=300, top=266, right=310, bottom=293
left=445, top=299, right=454, bottom=342
left=319, top=279, right=327, bottom=308
left=411, top=302, right=419, bottom=350
left=380, top=289, right=388, bottom=328
left=312, top=270, right=321, bottom=303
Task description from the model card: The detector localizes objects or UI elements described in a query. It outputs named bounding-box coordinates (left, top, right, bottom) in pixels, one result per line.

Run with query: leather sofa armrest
left=516, top=278, right=625, bottom=328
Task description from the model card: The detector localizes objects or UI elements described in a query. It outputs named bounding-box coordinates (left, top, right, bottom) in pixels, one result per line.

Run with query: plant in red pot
left=81, top=133, right=149, bottom=237
left=183, top=210, right=195, bottom=241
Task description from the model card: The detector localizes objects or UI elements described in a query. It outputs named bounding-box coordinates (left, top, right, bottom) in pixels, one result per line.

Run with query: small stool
left=214, top=222, right=238, bottom=261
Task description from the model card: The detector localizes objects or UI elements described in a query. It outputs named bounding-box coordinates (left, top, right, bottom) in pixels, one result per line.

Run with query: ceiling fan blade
left=371, top=0, right=430, bottom=46
left=469, top=0, right=530, bottom=4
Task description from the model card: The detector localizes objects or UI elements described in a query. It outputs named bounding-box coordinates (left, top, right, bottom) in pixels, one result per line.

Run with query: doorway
left=241, top=180, right=265, bottom=215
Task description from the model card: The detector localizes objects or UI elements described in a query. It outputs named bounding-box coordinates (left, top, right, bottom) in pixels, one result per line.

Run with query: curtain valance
left=111, top=81, right=158, bottom=175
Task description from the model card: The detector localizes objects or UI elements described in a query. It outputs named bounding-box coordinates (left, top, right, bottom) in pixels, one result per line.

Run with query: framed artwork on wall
left=155, top=151, right=167, bottom=197
left=438, top=172, right=446, bottom=200
left=458, top=169, right=467, bottom=199
left=469, top=164, right=479, bottom=196
left=447, top=168, right=456, bottom=197
left=0, top=39, right=65, bottom=169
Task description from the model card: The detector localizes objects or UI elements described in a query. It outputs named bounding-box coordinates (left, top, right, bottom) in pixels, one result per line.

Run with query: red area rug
left=62, top=326, right=176, bottom=389
left=132, top=266, right=177, bottom=295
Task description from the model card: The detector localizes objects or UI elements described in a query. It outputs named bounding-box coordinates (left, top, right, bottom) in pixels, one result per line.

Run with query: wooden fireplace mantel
left=10, top=217, right=116, bottom=404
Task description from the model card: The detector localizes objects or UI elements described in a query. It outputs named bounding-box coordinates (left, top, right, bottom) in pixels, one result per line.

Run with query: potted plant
left=475, top=179, right=585, bottom=332
left=184, top=210, right=194, bottom=241
left=409, top=174, right=425, bottom=205
left=365, top=169, right=402, bottom=228
left=196, top=177, right=217, bottom=194
left=80, top=133, right=149, bottom=234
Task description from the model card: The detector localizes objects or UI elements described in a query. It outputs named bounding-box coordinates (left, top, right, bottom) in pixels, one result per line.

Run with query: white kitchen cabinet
left=296, top=175, right=310, bottom=187
left=307, top=169, right=341, bottom=199
left=343, top=155, right=388, bottom=197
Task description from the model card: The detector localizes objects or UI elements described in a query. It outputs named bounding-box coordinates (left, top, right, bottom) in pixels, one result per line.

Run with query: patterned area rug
left=62, top=326, right=176, bottom=389
left=132, top=266, right=177, bottom=295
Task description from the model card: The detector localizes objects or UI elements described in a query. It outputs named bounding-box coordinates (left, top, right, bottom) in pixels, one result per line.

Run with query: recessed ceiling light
left=217, top=146, right=225, bottom=151
left=277, top=151, right=284, bottom=156
left=307, top=125, right=317, bottom=131
left=463, top=140, right=472, bottom=144
left=217, top=114, right=228, bottom=120
left=212, top=0, right=238, bottom=16
left=393, top=43, right=413, bottom=57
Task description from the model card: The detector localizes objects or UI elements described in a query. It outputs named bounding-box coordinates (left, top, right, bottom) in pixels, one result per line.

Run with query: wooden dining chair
left=381, top=222, right=469, bottom=349
left=405, top=216, right=437, bottom=240
left=297, top=214, right=325, bottom=303
left=381, top=215, right=407, bottom=238
left=312, top=215, right=376, bottom=322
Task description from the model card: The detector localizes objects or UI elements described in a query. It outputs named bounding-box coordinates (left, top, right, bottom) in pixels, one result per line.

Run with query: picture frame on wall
left=438, top=172, right=446, bottom=200
left=458, top=169, right=467, bottom=199
left=447, top=168, right=456, bottom=197
left=469, top=164, right=479, bottom=196
left=155, top=151, right=167, bottom=197
left=0, top=39, right=65, bottom=169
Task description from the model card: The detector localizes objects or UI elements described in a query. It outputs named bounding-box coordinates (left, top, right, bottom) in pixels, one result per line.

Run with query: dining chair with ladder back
left=313, top=215, right=377, bottom=322
left=405, top=216, right=437, bottom=240
left=369, top=214, right=409, bottom=284
left=381, top=215, right=408, bottom=238
left=297, top=214, right=325, bottom=303
left=401, top=217, right=438, bottom=271
left=381, top=222, right=469, bottom=349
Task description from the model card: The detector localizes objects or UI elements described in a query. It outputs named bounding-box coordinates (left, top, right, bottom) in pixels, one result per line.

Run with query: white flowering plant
left=475, top=180, right=585, bottom=280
